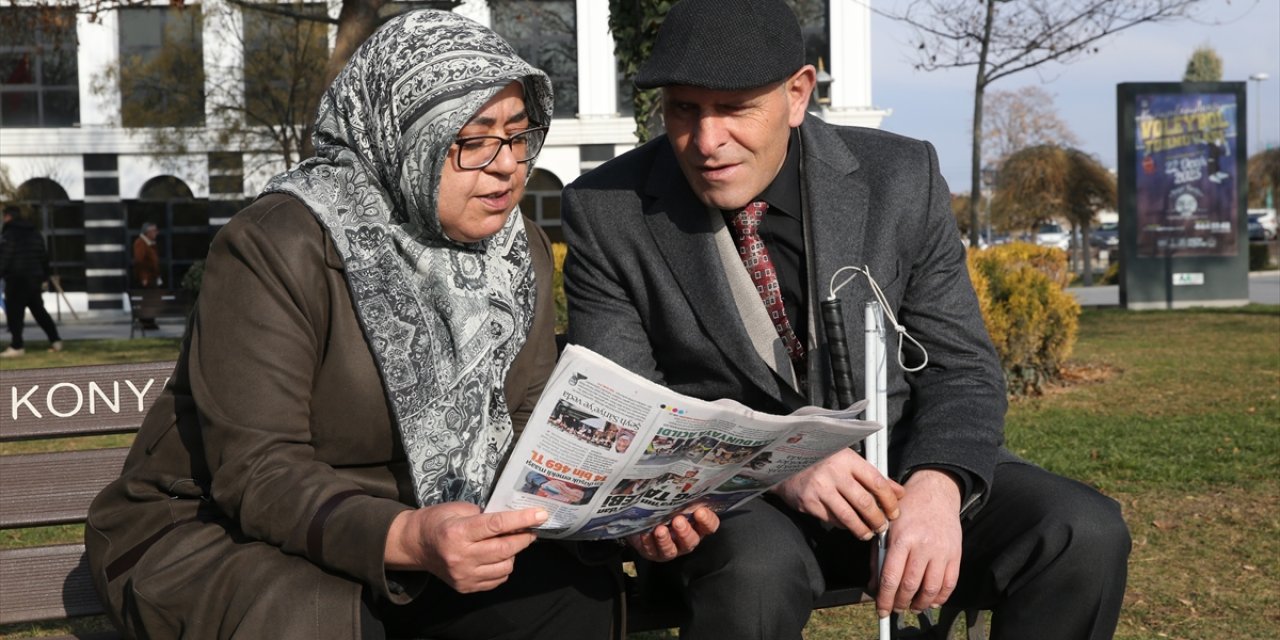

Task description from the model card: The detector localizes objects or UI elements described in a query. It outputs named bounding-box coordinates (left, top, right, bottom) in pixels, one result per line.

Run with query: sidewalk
left=3, top=271, right=1277, bottom=344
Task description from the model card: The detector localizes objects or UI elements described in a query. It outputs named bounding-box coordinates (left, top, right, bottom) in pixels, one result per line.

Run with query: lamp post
left=1249, top=72, right=1269, bottom=153
left=811, top=57, right=833, bottom=118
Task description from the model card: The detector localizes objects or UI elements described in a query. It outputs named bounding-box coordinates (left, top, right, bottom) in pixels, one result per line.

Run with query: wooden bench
left=0, top=361, right=984, bottom=639
left=126, top=290, right=190, bottom=338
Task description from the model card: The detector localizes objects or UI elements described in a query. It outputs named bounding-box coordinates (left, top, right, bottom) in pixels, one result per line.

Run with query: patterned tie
left=728, top=201, right=806, bottom=362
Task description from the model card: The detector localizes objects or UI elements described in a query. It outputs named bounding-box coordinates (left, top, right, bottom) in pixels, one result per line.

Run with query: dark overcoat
left=86, top=194, right=559, bottom=639
left=562, top=115, right=1017, bottom=510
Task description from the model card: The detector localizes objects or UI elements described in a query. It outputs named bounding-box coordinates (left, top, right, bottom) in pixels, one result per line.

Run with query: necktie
left=728, top=201, right=805, bottom=362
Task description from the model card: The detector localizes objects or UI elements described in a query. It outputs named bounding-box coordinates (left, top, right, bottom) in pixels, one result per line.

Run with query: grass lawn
left=3, top=307, right=1278, bottom=638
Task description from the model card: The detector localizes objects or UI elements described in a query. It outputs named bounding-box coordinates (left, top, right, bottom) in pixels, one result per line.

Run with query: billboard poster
left=1134, top=92, right=1239, bottom=257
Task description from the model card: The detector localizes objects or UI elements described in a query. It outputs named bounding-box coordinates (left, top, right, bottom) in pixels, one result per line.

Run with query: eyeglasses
left=452, top=125, right=549, bottom=170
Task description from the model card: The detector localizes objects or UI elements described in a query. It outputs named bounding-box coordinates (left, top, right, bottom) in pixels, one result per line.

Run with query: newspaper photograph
left=483, top=344, right=882, bottom=540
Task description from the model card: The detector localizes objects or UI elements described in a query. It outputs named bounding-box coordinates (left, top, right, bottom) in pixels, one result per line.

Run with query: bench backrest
left=0, top=361, right=176, bottom=627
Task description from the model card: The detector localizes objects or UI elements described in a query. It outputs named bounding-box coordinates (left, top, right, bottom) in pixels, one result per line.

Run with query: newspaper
left=483, top=344, right=882, bottom=540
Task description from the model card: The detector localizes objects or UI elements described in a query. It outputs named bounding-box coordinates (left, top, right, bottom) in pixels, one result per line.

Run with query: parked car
left=1035, top=222, right=1071, bottom=251
left=1090, top=222, right=1120, bottom=249
left=1248, top=209, right=1277, bottom=241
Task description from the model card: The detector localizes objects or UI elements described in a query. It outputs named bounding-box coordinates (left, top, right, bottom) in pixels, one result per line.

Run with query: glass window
left=784, top=0, right=829, bottom=73
left=0, top=7, right=79, bottom=127
left=491, top=1, right=577, bottom=119
left=129, top=176, right=213, bottom=288
left=14, top=178, right=86, bottom=292
left=118, top=6, right=205, bottom=127
left=242, top=5, right=329, bottom=126
left=520, top=168, right=564, bottom=242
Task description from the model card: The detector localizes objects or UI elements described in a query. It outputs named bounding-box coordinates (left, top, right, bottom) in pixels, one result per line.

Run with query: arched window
left=14, top=177, right=85, bottom=291
left=521, top=168, right=564, bottom=243
left=127, top=176, right=210, bottom=288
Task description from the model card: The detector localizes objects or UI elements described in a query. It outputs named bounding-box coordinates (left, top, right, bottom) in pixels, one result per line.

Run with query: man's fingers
left=690, top=507, right=720, bottom=536
left=475, top=508, right=548, bottom=540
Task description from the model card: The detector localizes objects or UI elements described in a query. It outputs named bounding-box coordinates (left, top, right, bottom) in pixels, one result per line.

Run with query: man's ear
left=786, top=65, right=817, bottom=127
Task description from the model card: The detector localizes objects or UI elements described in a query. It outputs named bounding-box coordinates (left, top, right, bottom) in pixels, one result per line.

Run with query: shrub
left=181, top=260, right=205, bottom=297
left=551, top=242, right=568, bottom=334
left=1249, top=243, right=1272, bottom=271
left=967, top=242, right=1081, bottom=395
left=1097, top=261, right=1120, bottom=285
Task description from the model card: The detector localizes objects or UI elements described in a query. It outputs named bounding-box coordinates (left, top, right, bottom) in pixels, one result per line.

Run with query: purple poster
left=1134, top=93, right=1239, bottom=257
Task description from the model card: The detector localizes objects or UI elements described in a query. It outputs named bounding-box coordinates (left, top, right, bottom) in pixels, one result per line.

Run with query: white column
left=203, top=0, right=243, bottom=131
left=575, top=0, right=617, bottom=118
left=454, top=0, right=491, bottom=27
left=826, top=0, right=889, bottom=128
left=77, top=10, right=119, bottom=128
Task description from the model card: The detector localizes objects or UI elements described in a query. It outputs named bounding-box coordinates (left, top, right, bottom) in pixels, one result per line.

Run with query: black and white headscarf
left=265, top=10, right=554, bottom=507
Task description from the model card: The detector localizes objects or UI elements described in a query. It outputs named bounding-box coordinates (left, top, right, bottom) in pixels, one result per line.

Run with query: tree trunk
left=1081, top=220, right=1094, bottom=286
left=967, top=0, right=998, bottom=248
left=300, top=0, right=387, bottom=158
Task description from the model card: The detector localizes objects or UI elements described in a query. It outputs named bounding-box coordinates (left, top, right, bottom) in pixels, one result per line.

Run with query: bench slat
left=0, top=449, right=129, bottom=528
left=0, top=544, right=104, bottom=624
left=1, top=362, right=174, bottom=442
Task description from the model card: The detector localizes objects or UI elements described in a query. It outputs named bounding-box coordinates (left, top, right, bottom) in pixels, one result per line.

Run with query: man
left=132, top=222, right=161, bottom=330
left=561, top=1, right=1130, bottom=638
left=0, top=205, right=63, bottom=357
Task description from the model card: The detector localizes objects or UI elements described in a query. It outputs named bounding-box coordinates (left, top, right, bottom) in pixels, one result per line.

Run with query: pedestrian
left=0, top=204, right=63, bottom=357
left=132, top=221, right=161, bottom=330
left=561, top=0, right=1130, bottom=638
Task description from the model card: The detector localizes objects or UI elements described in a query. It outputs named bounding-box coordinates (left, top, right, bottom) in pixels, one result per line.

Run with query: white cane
left=864, top=301, right=890, bottom=640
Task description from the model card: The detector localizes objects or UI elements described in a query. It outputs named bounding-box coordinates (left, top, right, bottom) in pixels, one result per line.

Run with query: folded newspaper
left=483, top=344, right=882, bottom=540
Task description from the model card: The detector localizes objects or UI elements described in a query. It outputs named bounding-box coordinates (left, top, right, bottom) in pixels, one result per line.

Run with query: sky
left=868, top=0, right=1280, bottom=193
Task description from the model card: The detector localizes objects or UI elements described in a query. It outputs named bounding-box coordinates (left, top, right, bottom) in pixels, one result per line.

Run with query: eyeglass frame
left=451, top=125, right=550, bottom=171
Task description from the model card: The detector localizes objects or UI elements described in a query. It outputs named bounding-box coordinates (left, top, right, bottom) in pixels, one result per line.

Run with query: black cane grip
left=821, top=299, right=857, bottom=408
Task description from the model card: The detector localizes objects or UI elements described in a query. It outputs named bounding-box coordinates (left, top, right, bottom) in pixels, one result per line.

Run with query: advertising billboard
left=1133, top=92, right=1240, bottom=257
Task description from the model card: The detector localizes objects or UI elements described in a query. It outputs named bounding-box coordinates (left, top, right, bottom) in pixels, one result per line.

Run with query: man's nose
left=691, top=116, right=728, bottom=156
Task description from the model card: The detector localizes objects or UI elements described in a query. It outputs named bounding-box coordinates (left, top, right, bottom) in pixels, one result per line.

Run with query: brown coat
left=86, top=194, right=559, bottom=639
left=132, top=235, right=160, bottom=287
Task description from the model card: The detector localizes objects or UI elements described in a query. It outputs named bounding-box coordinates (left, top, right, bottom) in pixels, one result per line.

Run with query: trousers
left=643, top=461, right=1131, bottom=640
left=4, top=276, right=60, bottom=349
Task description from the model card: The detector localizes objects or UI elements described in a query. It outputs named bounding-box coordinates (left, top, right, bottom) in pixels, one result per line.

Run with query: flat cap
left=635, top=0, right=804, bottom=91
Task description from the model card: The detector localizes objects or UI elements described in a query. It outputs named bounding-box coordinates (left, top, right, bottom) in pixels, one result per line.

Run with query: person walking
left=0, top=205, right=62, bottom=357
left=132, top=222, right=161, bottom=330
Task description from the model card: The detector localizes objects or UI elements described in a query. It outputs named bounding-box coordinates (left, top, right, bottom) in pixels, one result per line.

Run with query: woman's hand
left=385, top=503, right=547, bottom=593
left=625, top=506, right=719, bottom=562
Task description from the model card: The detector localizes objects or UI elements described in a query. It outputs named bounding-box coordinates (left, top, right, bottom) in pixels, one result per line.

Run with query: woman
left=86, top=11, right=617, bottom=639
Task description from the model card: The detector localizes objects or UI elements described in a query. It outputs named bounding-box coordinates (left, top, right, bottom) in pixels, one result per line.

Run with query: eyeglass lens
left=457, top=128, right=546, bottom=169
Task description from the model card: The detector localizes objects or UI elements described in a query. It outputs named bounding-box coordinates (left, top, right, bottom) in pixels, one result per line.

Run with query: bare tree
left=983, top=86, right=1079, bottom=169
left=882, top=0, right=1210, bottom=247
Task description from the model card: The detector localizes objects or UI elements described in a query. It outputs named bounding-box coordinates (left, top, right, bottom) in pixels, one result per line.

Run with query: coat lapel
left=799, top=116, right=867, bottom=407
left=642, top=143, right=786, bottom=401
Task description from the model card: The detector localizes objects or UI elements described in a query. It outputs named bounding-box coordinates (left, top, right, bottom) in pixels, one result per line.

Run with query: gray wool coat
left=562, top=114, right=1016, bottom=510
left=85, top=194, right=559, bottom=639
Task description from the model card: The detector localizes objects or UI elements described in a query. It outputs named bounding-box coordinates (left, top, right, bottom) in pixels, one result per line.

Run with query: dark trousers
left=644, top=462, right=1131, bottom=640
left=364, top=541, right=620, bottom=640
left=4, top=276, right=60, bottom=349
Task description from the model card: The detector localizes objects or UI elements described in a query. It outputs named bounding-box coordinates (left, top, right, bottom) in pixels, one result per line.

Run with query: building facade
left=0, top=0, right=887, bottom=317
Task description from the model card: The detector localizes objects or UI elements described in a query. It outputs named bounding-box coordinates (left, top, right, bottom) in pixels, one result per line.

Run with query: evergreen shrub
left=967, top=242, right=1081, bottom=395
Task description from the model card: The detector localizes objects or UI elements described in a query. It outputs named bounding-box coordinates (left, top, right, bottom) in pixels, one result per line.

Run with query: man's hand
left=873, top=469, right=963, bottom=618
left=385, top=503, right=545, bottom=593
left=626, top=506, right=719, bottom=562
left=770, top=448, right=905, bottom=540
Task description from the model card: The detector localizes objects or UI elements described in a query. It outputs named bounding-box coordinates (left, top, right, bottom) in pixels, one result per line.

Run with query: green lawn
left=3, top=307, right=1278, bottom=639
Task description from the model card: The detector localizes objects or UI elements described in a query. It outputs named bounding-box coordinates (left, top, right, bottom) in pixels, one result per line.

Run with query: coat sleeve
left=185, top=201, right=415, bottom=603
left=561, top=184, right=665, bottom=383
left=505, top=218, right=560, bottom=435
left=892, top=141, right=1008, bottom=512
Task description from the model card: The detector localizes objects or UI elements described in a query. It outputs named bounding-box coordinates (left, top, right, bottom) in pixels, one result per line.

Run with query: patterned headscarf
left=264, top=10, right=554, bottom=507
